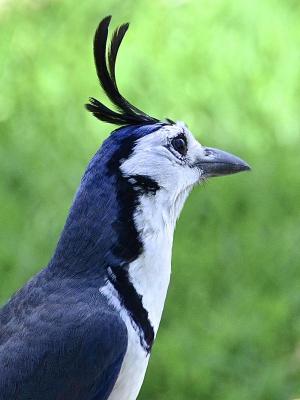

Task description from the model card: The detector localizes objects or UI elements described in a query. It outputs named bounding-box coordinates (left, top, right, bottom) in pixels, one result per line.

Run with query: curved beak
left=197, top=147, right=251, bottom=178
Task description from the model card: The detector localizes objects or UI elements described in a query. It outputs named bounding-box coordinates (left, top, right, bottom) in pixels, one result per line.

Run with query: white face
left=120, top=122, right=249, bottom=199
left=120, top=123, right=205, bottom=197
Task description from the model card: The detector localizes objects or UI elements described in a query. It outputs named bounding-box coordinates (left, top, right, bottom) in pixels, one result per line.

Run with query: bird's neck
left=48, top=127, right=192, bottom=352
left=101, top=187, right=191, bottom=353
left=49, top=154, right=191, bottom=351
left=128, top=188, right=190, bottom=331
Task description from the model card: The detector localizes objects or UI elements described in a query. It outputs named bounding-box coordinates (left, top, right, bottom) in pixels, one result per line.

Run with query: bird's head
left=119, top=121, right=249, bottom=197
left=52, top=16, right=250, bottom=272
left=85, top=16, right=249, bottom=221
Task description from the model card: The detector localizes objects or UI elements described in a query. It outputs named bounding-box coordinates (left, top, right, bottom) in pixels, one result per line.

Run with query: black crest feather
left=86, top=16, right=160, bottom=126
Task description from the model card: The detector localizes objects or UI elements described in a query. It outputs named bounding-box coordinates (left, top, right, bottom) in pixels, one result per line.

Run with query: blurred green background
left=1, top=0, right=300, bottom=399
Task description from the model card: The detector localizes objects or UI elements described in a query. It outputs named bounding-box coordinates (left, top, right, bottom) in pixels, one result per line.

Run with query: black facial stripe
left=104, top=132, right=159, bottom=352
left=129, top=174, right=160, bottom=195
left=108, top=266, right=155, bottom=353
left=105, top=130, right=161, bottom=264
left=106, top=136, right=143, bottom=263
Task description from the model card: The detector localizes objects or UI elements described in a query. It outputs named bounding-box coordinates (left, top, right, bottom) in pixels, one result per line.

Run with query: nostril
left=204, top=148, right=212, bottom=157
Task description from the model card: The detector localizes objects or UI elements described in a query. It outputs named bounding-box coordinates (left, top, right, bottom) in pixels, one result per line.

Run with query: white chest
left=106, top=304, right=150, bottom=400
left=103, top=232, right=172, bottom=400
left=104, top=190, right=186, bottom=399
left=104, top=239, right=172, bottom=400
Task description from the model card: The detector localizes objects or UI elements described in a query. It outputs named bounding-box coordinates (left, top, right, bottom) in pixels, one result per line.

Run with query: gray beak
left=197, top=147, right=251, bottom=178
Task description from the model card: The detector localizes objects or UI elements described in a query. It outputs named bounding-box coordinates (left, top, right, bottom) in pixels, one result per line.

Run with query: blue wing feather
left=0, top=270, right=127, bottom=400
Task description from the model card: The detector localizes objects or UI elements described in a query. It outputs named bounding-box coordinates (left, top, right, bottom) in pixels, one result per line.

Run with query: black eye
left=171, top=136, right=187, bottom=156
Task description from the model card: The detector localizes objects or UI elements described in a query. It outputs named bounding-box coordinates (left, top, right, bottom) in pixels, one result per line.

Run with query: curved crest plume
left=86, top=16, right=160, bottom=126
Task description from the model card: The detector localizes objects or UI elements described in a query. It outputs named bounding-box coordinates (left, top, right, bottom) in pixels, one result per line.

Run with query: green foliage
left=1, top=1, right=300, bottom=399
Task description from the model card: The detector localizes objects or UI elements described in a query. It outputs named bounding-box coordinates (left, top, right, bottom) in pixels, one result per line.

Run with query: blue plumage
left=0, top=270, right=127, bottom=399
left=0, top=124, right=161, bottom=399
left=0, top=15, right=250, bottom=400
left=51, top=124, right=162, bottom=273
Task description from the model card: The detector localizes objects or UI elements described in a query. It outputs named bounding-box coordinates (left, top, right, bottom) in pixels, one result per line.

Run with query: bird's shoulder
left=0, top=270, right=128, bottom=400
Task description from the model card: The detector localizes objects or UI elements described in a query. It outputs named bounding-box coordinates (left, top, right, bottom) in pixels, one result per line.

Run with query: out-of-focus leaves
left=0, top=1, right=300, bottom=399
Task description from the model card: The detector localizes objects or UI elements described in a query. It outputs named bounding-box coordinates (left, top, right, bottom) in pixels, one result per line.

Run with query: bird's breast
left=104, top=294, right=150, bottom=400
left=100, top=231, right=172, bottom=400
left=101, top=189, right=176, bottom=399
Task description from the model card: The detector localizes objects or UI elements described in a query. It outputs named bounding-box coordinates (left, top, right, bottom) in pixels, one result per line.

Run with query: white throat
left=128, top=187, right=191, bottom=333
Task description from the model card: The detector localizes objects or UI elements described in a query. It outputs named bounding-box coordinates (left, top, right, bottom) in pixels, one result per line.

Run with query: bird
left=0, top=15, right=250, bottom=400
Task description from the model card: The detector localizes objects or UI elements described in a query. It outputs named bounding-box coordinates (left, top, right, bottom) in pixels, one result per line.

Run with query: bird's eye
left=171, top=136, right=187, bottom=156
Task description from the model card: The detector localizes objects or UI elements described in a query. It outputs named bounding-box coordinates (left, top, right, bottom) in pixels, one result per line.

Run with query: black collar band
left=107, top=266, right=154, bottom=353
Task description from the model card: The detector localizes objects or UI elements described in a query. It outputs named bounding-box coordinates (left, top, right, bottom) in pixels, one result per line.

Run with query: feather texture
left=86, top=16, right=160, bottom=126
